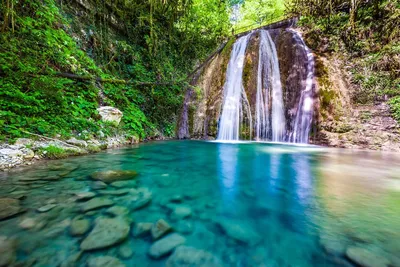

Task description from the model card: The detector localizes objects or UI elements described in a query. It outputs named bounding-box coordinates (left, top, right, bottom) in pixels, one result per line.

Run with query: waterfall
left=255, top=30, right=285, bottom=142
left=215, top=28, right=314, bottom=144
left=288, top=29, right=315, bottom=144
left=217, top=33, right=252, bottom=141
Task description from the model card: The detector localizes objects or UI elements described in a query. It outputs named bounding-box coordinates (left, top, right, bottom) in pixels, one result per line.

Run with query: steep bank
left=0, top=0, right=230, bottom=143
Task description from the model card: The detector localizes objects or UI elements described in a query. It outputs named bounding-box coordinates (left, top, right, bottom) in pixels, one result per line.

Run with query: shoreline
left=2, top=134, right=399, bottom=172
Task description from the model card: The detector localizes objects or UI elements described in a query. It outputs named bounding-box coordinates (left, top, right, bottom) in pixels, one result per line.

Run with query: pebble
left=37, top=204, right=57, bottom=213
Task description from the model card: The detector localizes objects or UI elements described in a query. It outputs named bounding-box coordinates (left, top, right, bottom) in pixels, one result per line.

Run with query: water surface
left=1, top=141, right=399, bottom=266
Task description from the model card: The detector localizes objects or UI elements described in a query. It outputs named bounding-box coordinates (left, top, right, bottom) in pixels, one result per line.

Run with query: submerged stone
left=98, top=189, right=130, bottom=196
left=90, top=181, right=108, bottom=190
left=80, top=217, right=130, bottom=251
left=130, top=188, right=152, bottom=210
left=37, top=204, right=57, bottom=213
left=118, top=241, right=134, bottom=259
left=90, top=170, right=138, bottom=183
left=148, top=233, right=186, bottom=259
left=132, top=222, right=153, bottom=237
left=152, top=219, right=172, bottom=240
left=87, top=256, right=125, bottom=267
left=0, top=236, right=16, bottom=267
left=0, top=198, right=23, bottom=220
left=106, top=206, right=130, bottom=217
left=74, top=192, right=96, bottom=201
left=170, top=205, right=192, bottom=220
left=346, top=247, right=390, bottom=267
left=216, top=219, right=260, bottom=245
left=81, top=197, right=114, bottom=212
left=166, top=246, right=222, bottom=267
left=19, top=217, right=39, bottom=230
left=70, top=216, right=91, bottom=236
left=111, top=180, right=137, bottom=188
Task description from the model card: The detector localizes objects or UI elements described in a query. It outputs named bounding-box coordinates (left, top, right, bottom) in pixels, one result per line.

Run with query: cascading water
left=288, top=29, right=315, bottom=143
left=255, top=30, right=285, bottom=142
left=215, top=28, right=315, bottom=144
left=217, top=33, right=252, bottom=141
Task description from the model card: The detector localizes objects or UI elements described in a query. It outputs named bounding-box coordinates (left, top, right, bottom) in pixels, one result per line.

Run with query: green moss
left=39, top=145, right=68, bottom=159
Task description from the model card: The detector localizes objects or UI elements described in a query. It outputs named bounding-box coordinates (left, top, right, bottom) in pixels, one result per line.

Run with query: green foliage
left=0, top=0, right=232, bottom=141
left=39, top=145, right=68, bottom=159
left=233, top=0, right=285, bottom=32
left=389, top=96, right=400, bottom=121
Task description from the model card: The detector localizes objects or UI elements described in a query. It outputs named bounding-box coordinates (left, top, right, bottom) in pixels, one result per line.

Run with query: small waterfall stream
left=216, top=28, right=315, bottom=144
left=255, top=30, right=285, bottom=142
left=217, top=33, right=252, bottom=141
left=288, top=29, right=315, bottom=143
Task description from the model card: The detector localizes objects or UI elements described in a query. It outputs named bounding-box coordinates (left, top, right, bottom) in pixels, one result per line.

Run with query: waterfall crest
left=217, top=33, right=252, bottom=141
left=255, top=30, right=285, bottom=142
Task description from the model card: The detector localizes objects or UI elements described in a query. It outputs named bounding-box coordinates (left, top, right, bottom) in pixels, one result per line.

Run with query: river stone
left=37, top=204, right=57, bottom=212
left=148, top=233, right=186, bottom=259
left=87, top=256, right=125, bottom=267
left=132, top=222, right=153, bottom=237
left=90, top=170, right=138, bottom=183
left=130, top=188, right=152, bottom=210
left=166, top=246, right=222, bottom=267
left=70, top=216, right=90, bottom=236
left=216, top=219, right=260, bottom=245
left=91, top=181, right=108, bottom=189
left=0, top=198, right=23, bottom=220
left=152, top=219, right=172, bottom=239
left=0, top=236, right=16, bottom=267
left=170, top=205, right=192, bottom=220
left=346, top=247, right=390, bottom=267
left=19, top=217, right=38, bottom=230
left=106, top=206, right=130, bottom=217
left=74, top=192, right=96, bottom=201
left=98, top=189, right=130, bottom=196
left=80, top=217, right=130, bottom=250
left=111, top=180, right=137, bottom=188
left=15, top=138, right=33, bottom=146
left=66, top=137, right=87, bottom=148
left=118, top=241, right=134, bottom=259
left=97, top=106, right=123, bottom=125
left=81, top=197, right=114, bottom=212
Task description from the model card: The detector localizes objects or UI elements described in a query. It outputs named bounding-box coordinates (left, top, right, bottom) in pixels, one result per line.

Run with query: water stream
left=1, top=141, right=399, bottom=266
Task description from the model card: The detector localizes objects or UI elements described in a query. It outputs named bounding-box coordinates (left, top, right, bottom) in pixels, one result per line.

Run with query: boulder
left=81, top=197, right=114, bottom=212
left=0, top=236, right=16, bottom=267
left=346, top=247, right=390, bottom=267
left=148, top=233, right=186, bottom=259
left=90, top=170, right=138, bottom=183
left=70, top=216, right=91, bottom=236
left=152, top=219, right=172, bottom=240
left=97, top=106, right=123, bottom=125
left=87, top=256, right=125, bottom=267
left=132, top=222, right=153, bottom=237
left=0, top=198, right=23, bottom=220
left=166, top=246, right=222, bottom=267
left=22, top=149, right=35, bottom=160
left=66, top=138, right=88, bottom=148
left=80, top=217, right=130, bottom=251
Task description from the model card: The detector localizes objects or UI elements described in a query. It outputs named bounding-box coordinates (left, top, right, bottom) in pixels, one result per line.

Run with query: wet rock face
left=178, top=27, right=314, bottom=140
